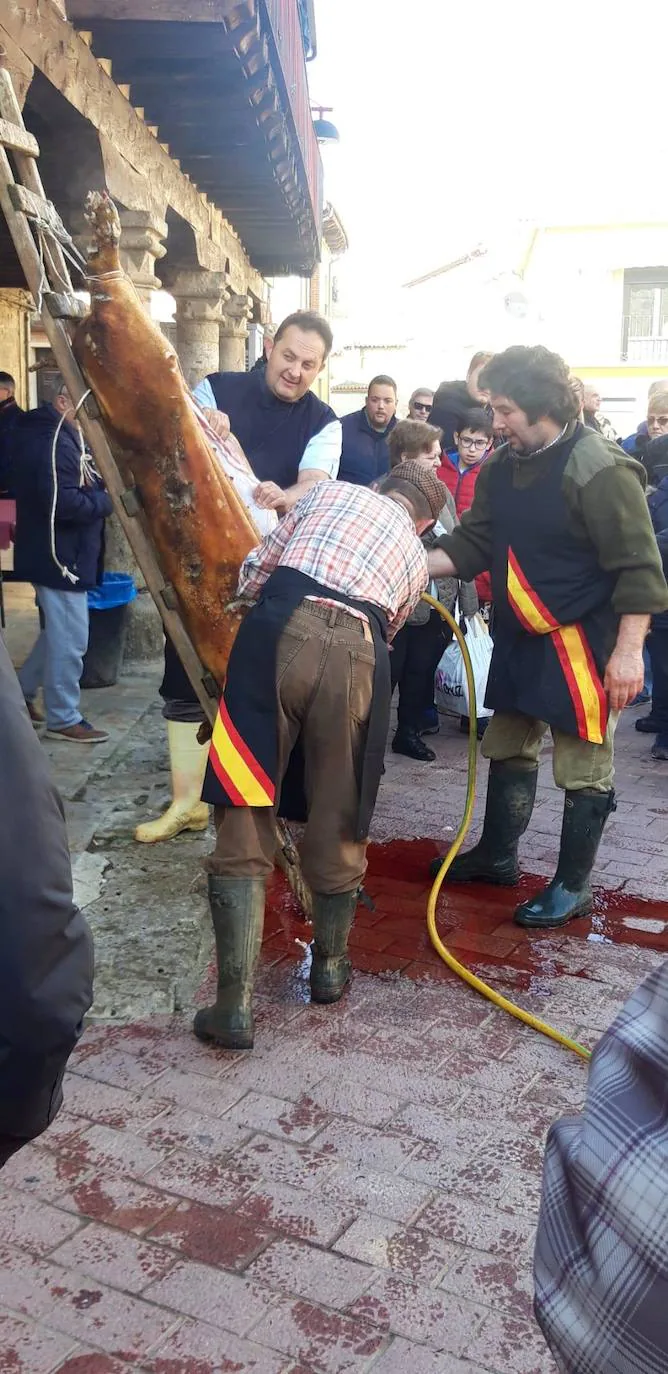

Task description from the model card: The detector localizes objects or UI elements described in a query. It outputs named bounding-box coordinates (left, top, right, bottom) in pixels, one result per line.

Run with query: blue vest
left=207, top=369, right=336, bottom=487
left=339, top=408, right=397, bottom=486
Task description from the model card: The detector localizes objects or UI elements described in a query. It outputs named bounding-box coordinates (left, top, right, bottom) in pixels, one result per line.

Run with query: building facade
left=0, top=0, right=324, bottom=654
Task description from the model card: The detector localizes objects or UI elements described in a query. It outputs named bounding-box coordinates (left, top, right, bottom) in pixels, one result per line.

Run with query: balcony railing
left=262, top=0, right=323, bottom=232
left=621, top=313, right=668, bottom=363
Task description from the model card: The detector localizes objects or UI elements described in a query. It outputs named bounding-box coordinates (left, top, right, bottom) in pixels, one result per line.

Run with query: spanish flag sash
left=485, top=426, right=618, bottom=744
left=506, top=550, right=608, bottom=744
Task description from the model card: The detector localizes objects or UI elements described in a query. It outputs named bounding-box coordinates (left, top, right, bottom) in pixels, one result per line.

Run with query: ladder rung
left=0, top=119, right=40, bottom=158
left=8, top=184, right=71, bottom=244
left=44, top=292, right=88, bottom=320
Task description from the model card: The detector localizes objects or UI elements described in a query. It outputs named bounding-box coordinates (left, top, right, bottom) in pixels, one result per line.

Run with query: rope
left=48, top=389, right=92, bottom=586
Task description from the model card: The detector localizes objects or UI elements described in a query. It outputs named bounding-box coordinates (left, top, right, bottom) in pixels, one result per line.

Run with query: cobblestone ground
left=2, top=589, right=668, bottom=1373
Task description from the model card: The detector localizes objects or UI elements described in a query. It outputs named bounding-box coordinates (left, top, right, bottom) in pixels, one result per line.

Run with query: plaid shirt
left=237, top=480, right=428, bottom=639
left=535, top=959, right=668, bottom=1374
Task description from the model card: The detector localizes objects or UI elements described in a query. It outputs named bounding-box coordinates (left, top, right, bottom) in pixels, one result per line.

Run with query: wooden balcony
left=67, top=0, right=323, bottom=275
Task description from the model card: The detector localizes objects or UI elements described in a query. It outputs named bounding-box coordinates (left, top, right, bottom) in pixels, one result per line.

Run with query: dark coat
left=0, top=636, right=93, bottom=1162
left=0, top=396, right=23, bottom=494
left=429, top=380, right=477, bottom=452
left=9, top=404, right=112, bottom=591
left=339, top=407, right=397, bottom=486
left=648, top=475, right=668, bottom=631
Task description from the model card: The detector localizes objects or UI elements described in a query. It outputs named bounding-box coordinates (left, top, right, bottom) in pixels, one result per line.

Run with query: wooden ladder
left=0, top=55, right=309, bottom=911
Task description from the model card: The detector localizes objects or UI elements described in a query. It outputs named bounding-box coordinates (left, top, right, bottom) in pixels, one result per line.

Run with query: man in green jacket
left=428, top=345, right=668, bottom=928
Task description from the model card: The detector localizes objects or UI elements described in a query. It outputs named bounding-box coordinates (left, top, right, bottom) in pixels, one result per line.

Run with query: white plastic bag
left=435, top=613, right=494, bottom=719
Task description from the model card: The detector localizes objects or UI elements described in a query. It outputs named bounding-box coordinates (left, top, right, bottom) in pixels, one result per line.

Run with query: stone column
left=219, top=292, right=252, bottom=373
left=105, top=210, right=169, bottom=663
left=117, top=209, right=168, bottom=310
left=170, top=269, right=228, bottom=390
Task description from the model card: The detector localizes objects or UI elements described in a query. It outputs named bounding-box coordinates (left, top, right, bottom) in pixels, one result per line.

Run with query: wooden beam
left=68, top=0, right=243, bottom=21
left=0, top=118, right=40, bottom=157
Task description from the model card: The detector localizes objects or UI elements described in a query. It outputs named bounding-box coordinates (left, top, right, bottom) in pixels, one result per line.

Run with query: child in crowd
left=437, top=407, right=494, bottom=737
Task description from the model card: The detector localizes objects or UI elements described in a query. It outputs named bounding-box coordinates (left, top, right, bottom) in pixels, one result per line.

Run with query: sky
left=308, top=0, right=668, bottom=334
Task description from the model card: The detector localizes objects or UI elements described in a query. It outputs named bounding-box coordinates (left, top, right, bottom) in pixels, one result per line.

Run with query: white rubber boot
left=135, top=720, right=210, bottom=843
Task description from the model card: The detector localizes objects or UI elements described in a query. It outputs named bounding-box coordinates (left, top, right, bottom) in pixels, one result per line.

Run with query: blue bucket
left=88, top=572, right=137, bottom=611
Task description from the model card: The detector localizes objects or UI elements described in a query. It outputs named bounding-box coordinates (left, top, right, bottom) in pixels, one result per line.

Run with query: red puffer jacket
left=437, top=454, right=493, bottom=602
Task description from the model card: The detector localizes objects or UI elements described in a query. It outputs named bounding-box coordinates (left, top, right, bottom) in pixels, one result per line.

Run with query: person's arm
left=576, top=463, right=668, bottom=708
left=254, top=419, right=342, bottom=512
left=37, top=433, right=113, bottom=525
left=193, top=377, right=231, bottom=441
left=429, top=456, right=496, bottom=581
left=387, top=544, right=430, bottom=640
left=236, top=499, right=305, bottom=600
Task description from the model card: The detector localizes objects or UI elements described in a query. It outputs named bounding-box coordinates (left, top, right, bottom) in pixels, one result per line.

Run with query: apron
left=487, top=426, right=618, bottom=743
left=202, top=566, right=390, bottom=842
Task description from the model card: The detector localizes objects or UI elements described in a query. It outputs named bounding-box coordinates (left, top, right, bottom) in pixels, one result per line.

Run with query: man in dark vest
left=136, top=310, right=342, bottom=846
left=193, top=462, right=445, bottom=1051
left=338, top=375, right=398, bottom=485
left=194, top=308, right=341, bottom=511
left=428, top=345, right=668, bottom=928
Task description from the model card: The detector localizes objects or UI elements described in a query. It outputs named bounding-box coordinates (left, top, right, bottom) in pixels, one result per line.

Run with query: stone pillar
left=105, top=210, right=169, bottom=663
left=219, top=292, right=252, bottom=373
left=117, top=209, right=168, bottom=310
left=170, top=269, right=228, bottom=390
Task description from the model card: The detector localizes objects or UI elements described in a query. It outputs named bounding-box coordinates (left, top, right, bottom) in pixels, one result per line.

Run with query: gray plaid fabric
left=535, top=960, right=668, bottom=1373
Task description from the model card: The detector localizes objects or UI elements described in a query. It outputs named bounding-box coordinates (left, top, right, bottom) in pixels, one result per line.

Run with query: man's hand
left=203, top=407, right=230, bottom=441
left=604, top=613, right=650, bottom=711
left=254, top=480, right=287, bottom=511
left=427, top=548, right=457, bottom=578
left=604, top=646, right=645, bottom=712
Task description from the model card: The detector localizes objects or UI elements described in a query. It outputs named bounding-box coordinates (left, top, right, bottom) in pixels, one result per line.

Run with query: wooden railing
left=262, top=0, right=322, bottom=231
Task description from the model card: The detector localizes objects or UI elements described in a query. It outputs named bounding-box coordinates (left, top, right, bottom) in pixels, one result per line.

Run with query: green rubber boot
left=193, top=876, right=265, bottom=1050
left=310, top=890, right=359, bottom=1004
left=429, top=760, right=538, bottom=885
left=515, top=789, right=616, bottom=928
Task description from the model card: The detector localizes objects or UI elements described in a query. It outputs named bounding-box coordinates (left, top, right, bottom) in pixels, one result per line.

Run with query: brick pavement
left=2, top=598, right=668, bottom=1371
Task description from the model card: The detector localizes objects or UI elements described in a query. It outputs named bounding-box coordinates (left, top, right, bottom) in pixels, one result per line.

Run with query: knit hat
left=388, top=460, right=447, bottom=521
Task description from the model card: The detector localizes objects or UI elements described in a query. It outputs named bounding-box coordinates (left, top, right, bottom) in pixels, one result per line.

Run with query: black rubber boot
left=193, top=876, right=264, bottom=1049
left=429, top=760, right=538, bottom=884
left=515, top=789, right=616, bottom=928
left=392, top=728, right=436, bottom=762
left=310, top=890, right=358, bottom=1004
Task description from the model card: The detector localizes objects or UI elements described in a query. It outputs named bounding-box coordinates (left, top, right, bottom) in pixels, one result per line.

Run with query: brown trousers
left=209, top=601, right=376, bottom=895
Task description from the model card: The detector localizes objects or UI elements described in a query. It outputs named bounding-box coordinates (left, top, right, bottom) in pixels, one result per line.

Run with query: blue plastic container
left=81, top=573, right=137, bottom=688
left=87, top=571, right=137, bottom=612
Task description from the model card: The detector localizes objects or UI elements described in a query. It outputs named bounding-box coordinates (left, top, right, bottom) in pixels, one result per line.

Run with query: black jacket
left=0, top=636, right=93, bottom=1161
left=0, top=396, right=23, bottom=495
left=9, top=404, right=112, bottom=591
left=429, top=380, right=477, bottom=452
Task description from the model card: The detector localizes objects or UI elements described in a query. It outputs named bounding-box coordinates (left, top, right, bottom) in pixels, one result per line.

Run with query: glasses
left=412, top=401, right=431, bottom=413
left=459, top=436, right=489, bottom=451
left=649, top=415, right=668, bottom=428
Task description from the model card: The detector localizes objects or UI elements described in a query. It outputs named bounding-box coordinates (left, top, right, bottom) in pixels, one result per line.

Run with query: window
left=622, top=268, right=668, bottom=362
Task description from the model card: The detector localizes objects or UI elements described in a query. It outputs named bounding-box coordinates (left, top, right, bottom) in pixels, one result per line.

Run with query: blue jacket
left=621, top=421, right=648, bottom=456
left=648, top=476, right=668, bottom=630
left=338, top=407, right=397, bottom=486
left=9, top=404, right=112, bottom=592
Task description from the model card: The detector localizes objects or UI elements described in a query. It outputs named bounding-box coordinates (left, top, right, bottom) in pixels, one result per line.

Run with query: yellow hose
left=421, top=593, right=591, bottom=1062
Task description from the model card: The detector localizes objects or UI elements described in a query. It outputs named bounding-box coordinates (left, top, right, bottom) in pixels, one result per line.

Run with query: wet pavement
left=1, top=585, right=668, bottom=1373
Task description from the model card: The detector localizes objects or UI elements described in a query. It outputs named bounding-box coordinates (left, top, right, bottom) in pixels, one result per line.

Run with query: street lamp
left=311, top=105, right=340, bottom=144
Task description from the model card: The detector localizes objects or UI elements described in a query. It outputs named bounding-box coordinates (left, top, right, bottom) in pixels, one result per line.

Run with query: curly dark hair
left=480, top=346, right=579, bottom=426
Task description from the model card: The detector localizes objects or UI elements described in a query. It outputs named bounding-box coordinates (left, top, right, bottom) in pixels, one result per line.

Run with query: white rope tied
left=49, top=389, right=93, bottom=586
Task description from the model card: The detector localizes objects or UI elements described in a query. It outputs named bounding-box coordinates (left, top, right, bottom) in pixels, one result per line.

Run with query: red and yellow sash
left=507, top=550, right=607, bottom=745
left=207, top=699, right=275, bottom=807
